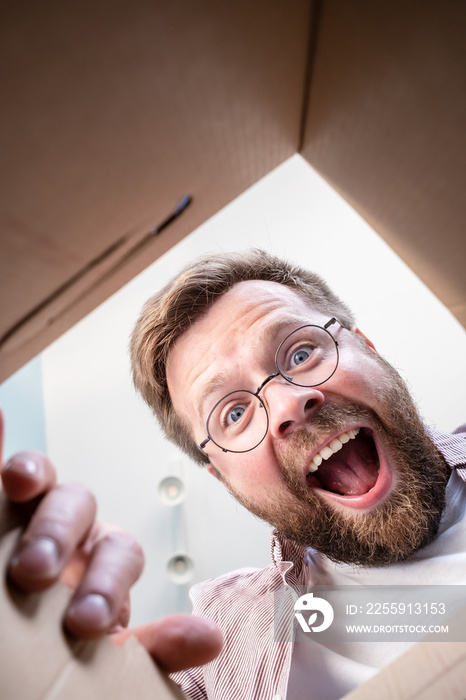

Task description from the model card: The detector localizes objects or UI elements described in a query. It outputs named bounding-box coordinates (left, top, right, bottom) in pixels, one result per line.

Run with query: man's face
left=166, top=280, right=448, bottom=566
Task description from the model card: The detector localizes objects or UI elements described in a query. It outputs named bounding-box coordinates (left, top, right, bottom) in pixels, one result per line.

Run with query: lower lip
left=310, top=435, right=394, bottom=511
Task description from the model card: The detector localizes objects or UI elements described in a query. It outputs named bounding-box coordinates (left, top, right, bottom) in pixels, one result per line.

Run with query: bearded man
left=2, top=250, right=465, bottom=699
left=130, top=249, right=466, bottom=699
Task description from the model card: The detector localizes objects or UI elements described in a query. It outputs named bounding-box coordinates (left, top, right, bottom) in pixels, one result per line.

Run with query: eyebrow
left=197, top=369, right=238, bottom=420
left=195, top=314, right=313, bottom=420
left=260, top=316, right=307, bottom=347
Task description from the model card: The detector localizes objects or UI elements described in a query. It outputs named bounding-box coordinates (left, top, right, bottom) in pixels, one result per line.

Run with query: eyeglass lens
left=206, top=325, right=338, bottom=453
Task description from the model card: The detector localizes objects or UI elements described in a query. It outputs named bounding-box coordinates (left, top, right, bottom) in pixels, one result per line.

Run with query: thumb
left=111, top=614, right=223, bottom=673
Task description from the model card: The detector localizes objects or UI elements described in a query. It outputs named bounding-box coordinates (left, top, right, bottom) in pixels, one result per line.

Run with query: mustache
left=276, top=400, right=378, bottom=462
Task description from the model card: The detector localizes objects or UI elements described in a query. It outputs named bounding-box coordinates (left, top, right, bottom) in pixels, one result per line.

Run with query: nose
left=260, top=378, right=325, bottom=439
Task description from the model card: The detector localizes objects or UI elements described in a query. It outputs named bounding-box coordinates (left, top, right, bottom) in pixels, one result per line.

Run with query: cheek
left=330, top=353, right=385, bottom=406
left=215, top=443, right=283, bottom=494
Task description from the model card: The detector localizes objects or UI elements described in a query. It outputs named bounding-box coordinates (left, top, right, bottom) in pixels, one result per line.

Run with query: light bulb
left=166, top=553, right=194, bottom=584
left=158, top=475, right=186, bottom=506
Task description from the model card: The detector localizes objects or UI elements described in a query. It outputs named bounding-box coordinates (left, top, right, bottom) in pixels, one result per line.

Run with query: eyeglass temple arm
left=324, top=317, right=338, bottom=330
left=199, top=436, right=228, bottom=454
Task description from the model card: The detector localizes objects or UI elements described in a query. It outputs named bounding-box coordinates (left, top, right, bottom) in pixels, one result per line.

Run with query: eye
left=217, top=395, right=253, bottom=431
left=207, top=391, right=268, bottom=453
left=227, top=405, right=246, bottom=425
left=290, top=344, right=314, bottom=367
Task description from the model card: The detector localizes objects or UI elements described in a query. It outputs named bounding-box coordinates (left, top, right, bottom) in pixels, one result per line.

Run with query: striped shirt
left=171, top=428, right=466, bottom=700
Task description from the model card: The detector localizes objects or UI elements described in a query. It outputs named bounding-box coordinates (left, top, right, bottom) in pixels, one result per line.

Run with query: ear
left=353, top=328, right=378, bottom=353
left=207, top=463, right=221, bottom=480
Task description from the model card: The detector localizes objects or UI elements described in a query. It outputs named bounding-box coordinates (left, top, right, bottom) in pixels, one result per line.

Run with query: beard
left=220, top=352, right=450, bottom=567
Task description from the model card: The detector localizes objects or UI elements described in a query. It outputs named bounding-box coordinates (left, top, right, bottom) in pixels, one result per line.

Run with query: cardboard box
left=1, top=0, right=465, bottom=381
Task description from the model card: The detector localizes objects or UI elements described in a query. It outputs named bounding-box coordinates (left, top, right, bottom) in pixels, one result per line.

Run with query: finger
left=112, top=615, right=223, bottom=672
left=2, top=451, right=57, bottom=502
left=65, top=530, right=144, bottom=639
left=8, top=482, right=96, bottom=591
left=0, top=490, right=27, bottom=537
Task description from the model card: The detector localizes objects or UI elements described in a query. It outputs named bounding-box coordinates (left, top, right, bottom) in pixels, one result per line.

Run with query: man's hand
left=0, top=409, right=223, bottom=672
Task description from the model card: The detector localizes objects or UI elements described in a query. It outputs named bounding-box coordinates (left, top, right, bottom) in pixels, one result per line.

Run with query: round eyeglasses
left=198, top=317, right=340, bottom=454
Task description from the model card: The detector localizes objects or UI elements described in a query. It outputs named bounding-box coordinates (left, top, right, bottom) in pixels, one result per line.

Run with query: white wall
left=41, top=155, right=466, bottom=625
left=0, top=355, right=47, bottom=457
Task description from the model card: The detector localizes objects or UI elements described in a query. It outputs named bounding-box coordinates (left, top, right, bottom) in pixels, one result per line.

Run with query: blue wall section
left=0, top=355, right=47, bottom=459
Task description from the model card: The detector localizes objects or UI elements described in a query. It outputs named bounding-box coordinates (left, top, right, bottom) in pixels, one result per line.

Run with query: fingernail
left=4, top=455, right=39, bottom=476
left=67, top=594, right=113, bottom=630
left=10, top=537, right=61, bottom=579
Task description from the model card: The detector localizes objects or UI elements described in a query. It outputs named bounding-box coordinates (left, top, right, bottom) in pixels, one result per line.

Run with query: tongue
left=313, top=434, right=379, bottom=496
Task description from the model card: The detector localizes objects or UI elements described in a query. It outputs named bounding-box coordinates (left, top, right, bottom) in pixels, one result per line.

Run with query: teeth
left=329, top=438, right=343, bottom=451
left=308, top=453, right=322, bottom=472
left=307, top=429, right=360, bottom=474
left=320, top=445, right=334, bottom=460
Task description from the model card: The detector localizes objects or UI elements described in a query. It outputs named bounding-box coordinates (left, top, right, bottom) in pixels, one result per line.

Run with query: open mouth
left=305, top=427, right=392, bottom=509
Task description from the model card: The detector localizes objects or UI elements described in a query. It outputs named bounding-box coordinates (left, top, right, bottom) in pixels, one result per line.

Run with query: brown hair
left=130, top=249, right=355, bottom=464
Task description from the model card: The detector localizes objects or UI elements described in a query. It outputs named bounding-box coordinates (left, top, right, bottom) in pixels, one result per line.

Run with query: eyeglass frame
left=198, top=316, right=341, bottom=455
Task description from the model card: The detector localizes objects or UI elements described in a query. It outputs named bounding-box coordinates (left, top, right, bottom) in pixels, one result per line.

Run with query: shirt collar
left=426, top=426, right=466, bottom=478
left=270, top=529, right=308, bottom=584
